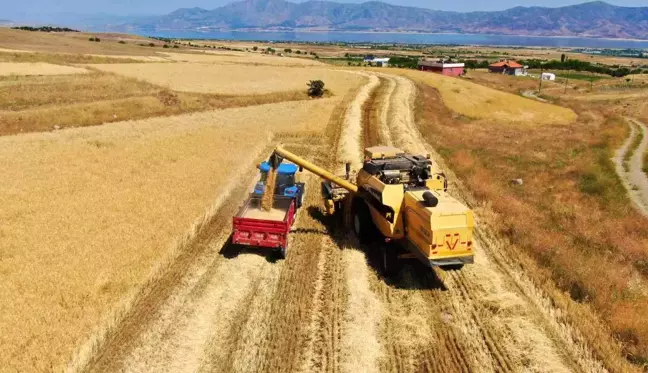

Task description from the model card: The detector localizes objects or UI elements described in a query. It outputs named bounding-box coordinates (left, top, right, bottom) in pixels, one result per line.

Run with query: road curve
left=614, top=118, right=648, bottom=216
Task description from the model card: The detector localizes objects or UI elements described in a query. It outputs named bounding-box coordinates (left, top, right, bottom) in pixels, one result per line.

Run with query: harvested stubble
left=338, top=72, right=380, bottom=166
left=388, top=68, right=577, bottom=125
left=0, top=61, right=88, bottom=76
left=0, top=97, right=345, bottom=372
left=91, top=63, right=364, bottom=95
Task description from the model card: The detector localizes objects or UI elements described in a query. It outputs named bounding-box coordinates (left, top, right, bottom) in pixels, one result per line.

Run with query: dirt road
left=76, top=72, right=622, bottom=373
left=614, top=118, right=648, bottom=216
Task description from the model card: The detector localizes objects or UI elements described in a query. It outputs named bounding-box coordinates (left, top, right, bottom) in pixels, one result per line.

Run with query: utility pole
left=564, top=77, right=568, bottom=94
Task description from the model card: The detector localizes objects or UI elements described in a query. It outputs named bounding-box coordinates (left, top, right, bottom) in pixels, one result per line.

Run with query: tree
left=253, top=46, right=258, bottom=51
left=295, top=50, right=301, bottom=55
left=284, top=48, right=292, bottom=53
left=307, top=80, right=325, bottom=98
left=561, top=53, right=566, bottom=63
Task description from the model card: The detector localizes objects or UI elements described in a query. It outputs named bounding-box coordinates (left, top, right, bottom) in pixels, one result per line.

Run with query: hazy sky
left=4, top=0, right=648, bottom=18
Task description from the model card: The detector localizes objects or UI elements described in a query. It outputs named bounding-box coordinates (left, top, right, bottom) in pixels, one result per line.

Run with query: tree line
left=12, top=26, right=79, bottom=32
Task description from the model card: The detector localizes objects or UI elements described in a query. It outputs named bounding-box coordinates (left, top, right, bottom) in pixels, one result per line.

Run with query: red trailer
left=232, top=195, right=296, bottom=259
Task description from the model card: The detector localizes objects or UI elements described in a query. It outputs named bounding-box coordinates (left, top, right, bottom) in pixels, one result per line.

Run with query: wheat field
left=161, top=51, right=324, bottom=66
left=0, top=96, right=347, bottom=372
left=0, top=62, right=88, bottom=76
left=91, top=63, right=363, bottom=95
left=390, top=68, right=577, bottom=125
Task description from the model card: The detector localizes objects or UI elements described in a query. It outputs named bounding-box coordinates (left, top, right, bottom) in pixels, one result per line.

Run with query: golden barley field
left=91, top=63, right=362, bottom=95
left=390, top=68, right=577, bottom=125
left=0, top=96, right=347, bottom=372
left=0, top=61, right=88, bottom=76
left=161, top=51, right=324, bottom=66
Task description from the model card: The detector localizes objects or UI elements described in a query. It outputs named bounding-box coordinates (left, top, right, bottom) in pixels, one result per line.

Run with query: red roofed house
left=488, top=60, right=527, bottom=76
left=418, top=60, right=465, bottom=77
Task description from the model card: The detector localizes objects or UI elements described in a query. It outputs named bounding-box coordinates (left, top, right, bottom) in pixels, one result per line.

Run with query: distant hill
left=121, top=0, right=648, bottom=39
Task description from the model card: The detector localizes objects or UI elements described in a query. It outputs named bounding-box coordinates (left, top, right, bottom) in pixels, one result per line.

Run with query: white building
left=541, top=72, right=556, bottom=81
left=363, top=56, right=390, bottom=67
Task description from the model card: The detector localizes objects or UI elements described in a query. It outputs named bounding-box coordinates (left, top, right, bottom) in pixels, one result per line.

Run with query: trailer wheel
left=297, top=192, right=304, bottom=208
left=278, top=243, right=288, bottom=260
left=352, top=199, right=376, bottom=244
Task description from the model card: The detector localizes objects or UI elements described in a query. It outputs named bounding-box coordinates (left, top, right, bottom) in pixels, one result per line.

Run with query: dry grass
left=0, top=71, right=309, bottom=136
left=0, top=96, right=347, bottom=373
left=91, top=63, right=364, bottom=95
left=386, top=68, right=577, bottom=125
left=161, top=51, right=324, bottom=66
left=0, top=61, right=87, bottom=76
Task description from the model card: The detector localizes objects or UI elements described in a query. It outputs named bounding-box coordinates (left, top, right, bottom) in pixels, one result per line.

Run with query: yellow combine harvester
left=268, top=145, right=475, bottom=273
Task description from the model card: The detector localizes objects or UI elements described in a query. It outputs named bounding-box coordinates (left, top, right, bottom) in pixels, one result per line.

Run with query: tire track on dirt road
left=614, top=118, right=648, bottom=216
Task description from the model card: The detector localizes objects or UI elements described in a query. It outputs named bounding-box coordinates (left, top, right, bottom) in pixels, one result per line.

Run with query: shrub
left=253, top=46, right=258, bottom=51
left=173, top=45, right=179, bottom=49
left=307, top=80, right=325, bottom=98
left=163, top=44, right=170, bottom=48
left=94, top=37, right=100, bottom=42
left=149, top=43, right=155, bottom=47
left=118, top=40, right=126, bottom=44
left=88, top=37, right=95, bottom=42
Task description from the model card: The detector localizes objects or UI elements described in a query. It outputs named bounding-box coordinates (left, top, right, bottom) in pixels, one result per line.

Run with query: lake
left=142, top=30, right=648, bottom=49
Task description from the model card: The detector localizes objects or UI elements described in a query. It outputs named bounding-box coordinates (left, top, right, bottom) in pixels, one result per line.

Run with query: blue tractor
left=254, top=161, right=306, bottom=208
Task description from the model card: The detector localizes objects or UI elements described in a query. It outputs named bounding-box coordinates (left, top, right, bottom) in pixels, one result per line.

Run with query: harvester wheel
left=380, top=245, right=399, bottom=277
left=352, top=200, right=376, bottom=244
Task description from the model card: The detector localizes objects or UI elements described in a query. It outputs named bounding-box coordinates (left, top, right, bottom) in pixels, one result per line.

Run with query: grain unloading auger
left=268, top=145, right=475, bottom=273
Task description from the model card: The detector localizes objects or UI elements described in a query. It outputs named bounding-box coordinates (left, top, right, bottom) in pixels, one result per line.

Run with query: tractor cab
left=254, top=161, right=306, bottom=207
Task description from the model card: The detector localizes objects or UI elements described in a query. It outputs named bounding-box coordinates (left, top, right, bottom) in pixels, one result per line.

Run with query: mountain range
left=121, top=0, right=648, bottom=39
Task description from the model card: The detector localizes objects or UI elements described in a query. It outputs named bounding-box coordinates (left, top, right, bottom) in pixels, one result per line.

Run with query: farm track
left=614, top=118, right=648, bottom=216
